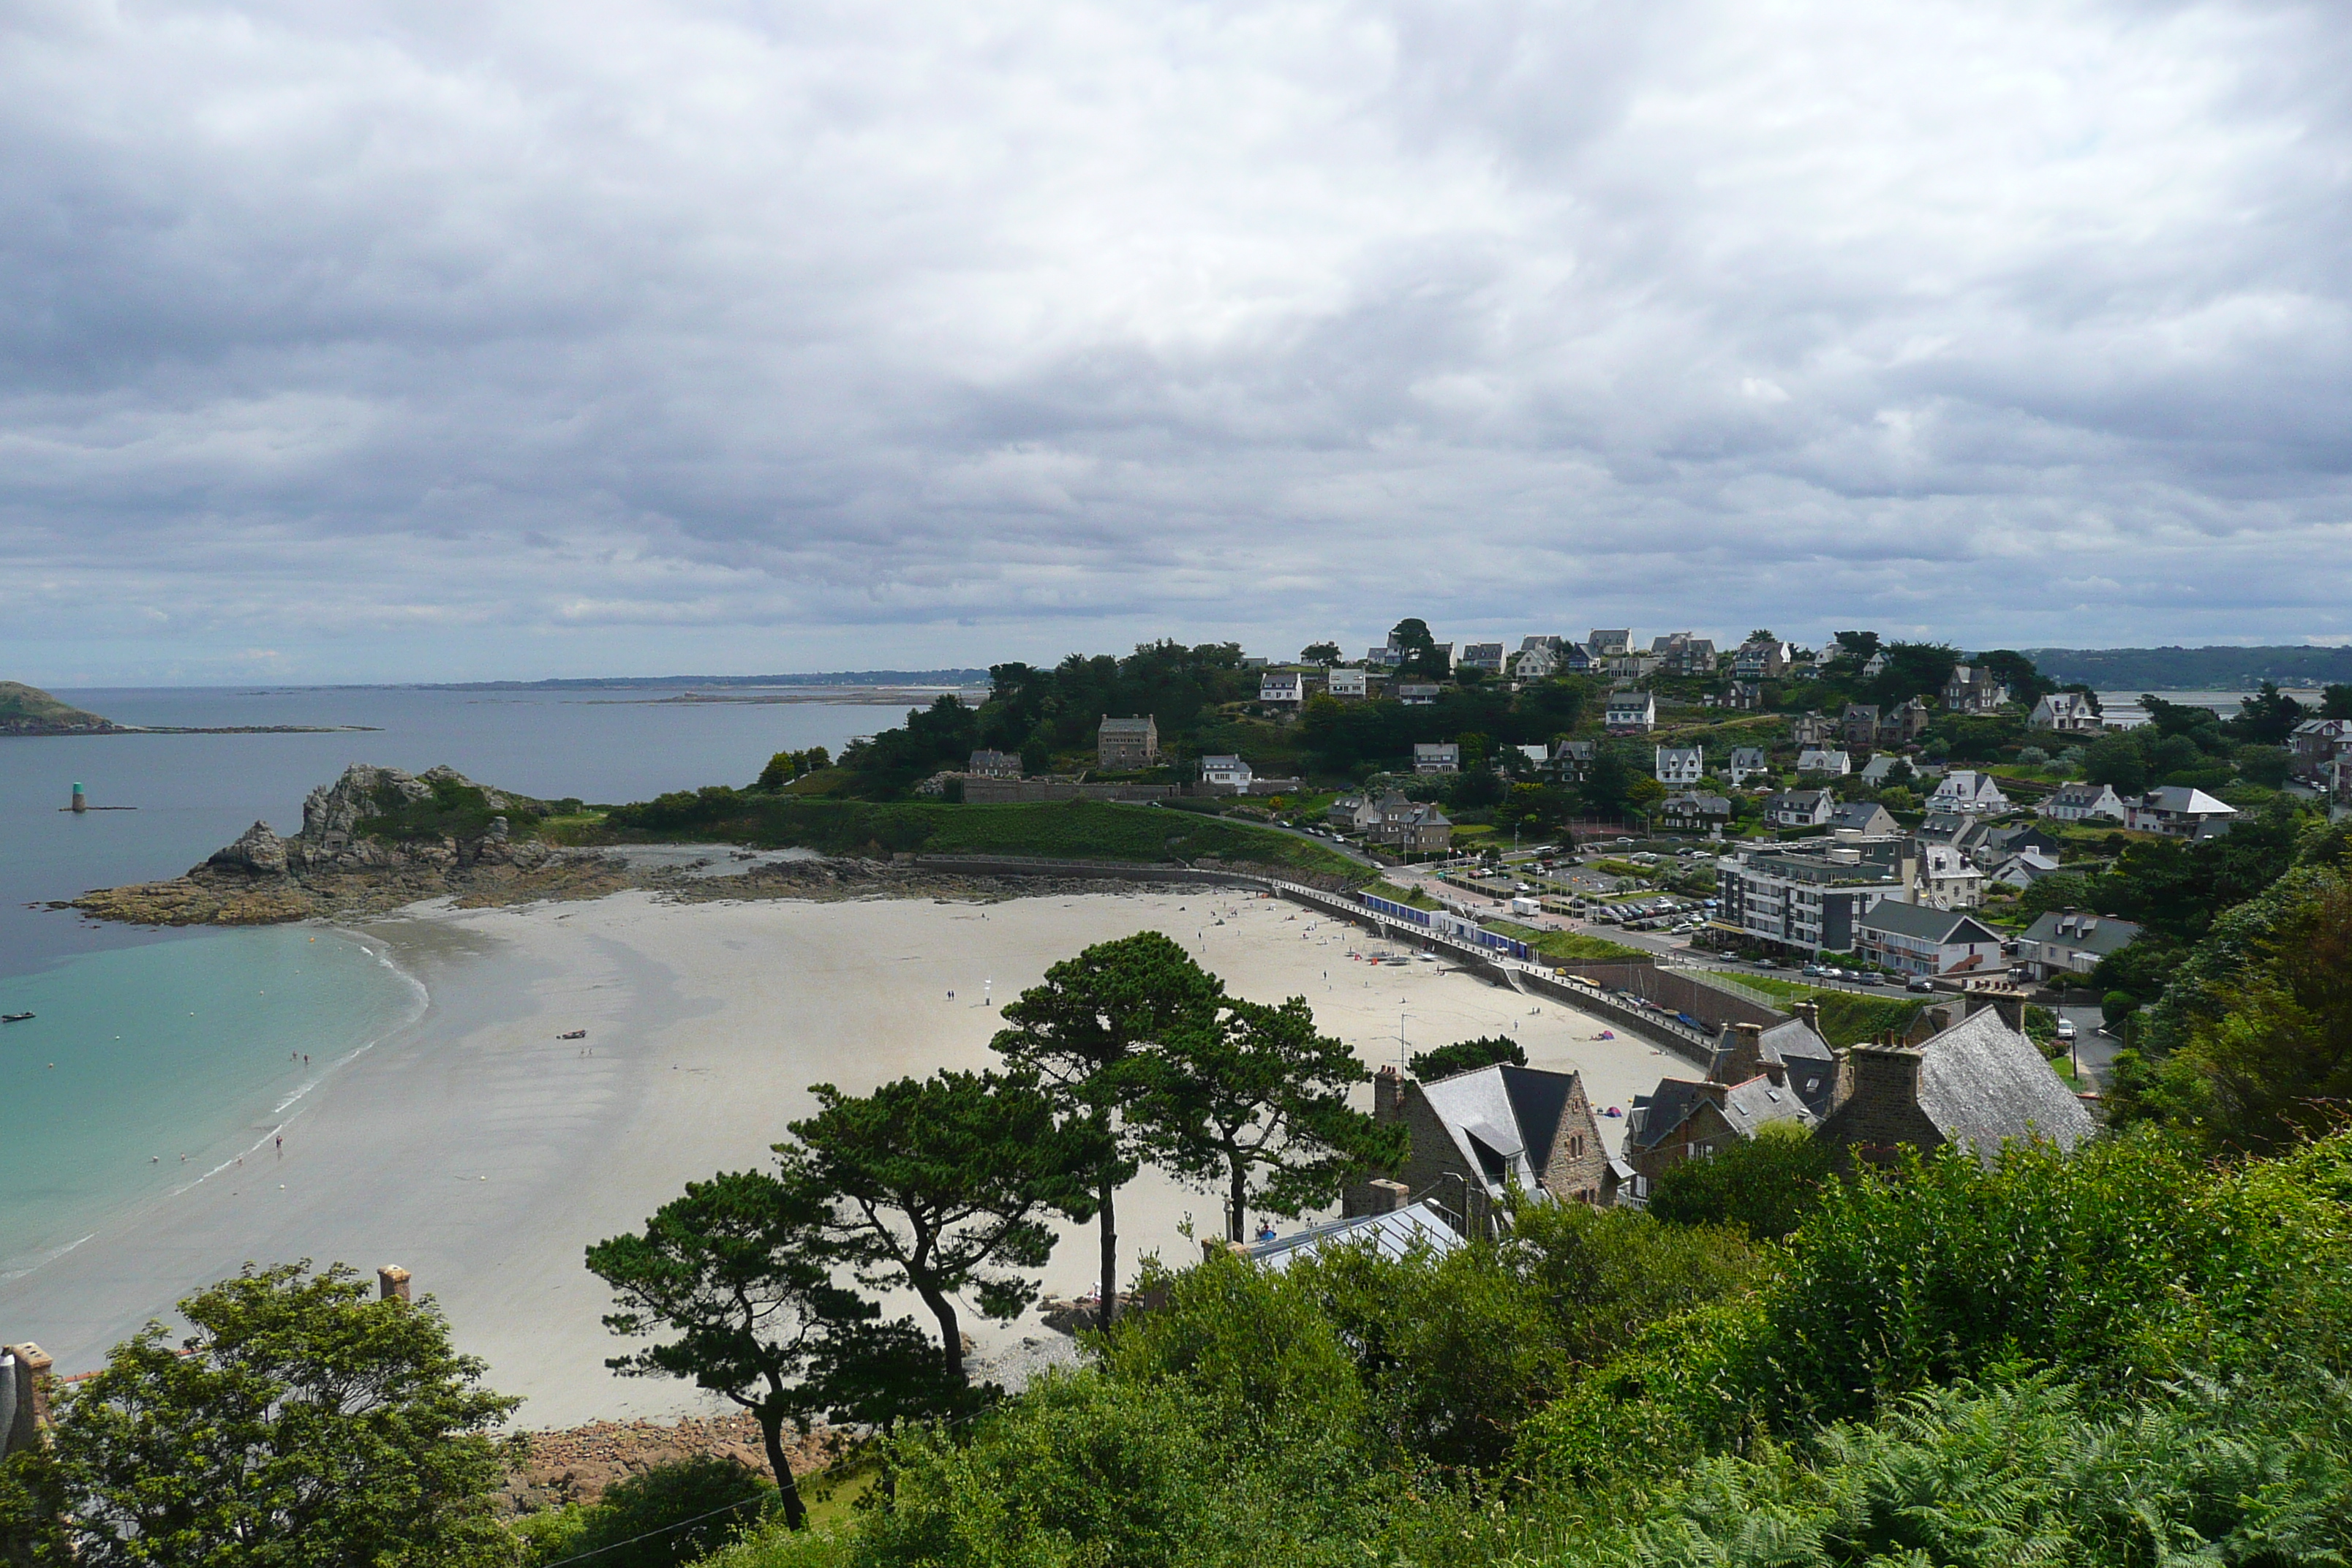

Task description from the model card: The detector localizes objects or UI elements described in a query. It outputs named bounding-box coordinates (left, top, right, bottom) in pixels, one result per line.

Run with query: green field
left=1481, top=919, right=1647, bottom=964
left=1364, top=880, right=1441, bottom=910
left=1693, top=970, right=1928, bottom=1046
left=566, top=794, right=1372, bottom=883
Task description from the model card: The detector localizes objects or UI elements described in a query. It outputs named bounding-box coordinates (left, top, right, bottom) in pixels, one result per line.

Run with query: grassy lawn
left=1691, top=970, right=1929, bottom=1047
left=1481, top=919, right=1647, bottom=964
left=568, top=797, right=1373, bottom=883
left=1365, top=880, right=1442, bottom=910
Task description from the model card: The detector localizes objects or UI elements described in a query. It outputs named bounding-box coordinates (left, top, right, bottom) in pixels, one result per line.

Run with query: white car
left=2055, top=1019, right=2077, bottom=1042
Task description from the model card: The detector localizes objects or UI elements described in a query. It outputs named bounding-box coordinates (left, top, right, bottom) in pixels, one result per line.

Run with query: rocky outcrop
left=76, top=764, right=573, bottom=924
left=208, top=821, right=289, bottom=875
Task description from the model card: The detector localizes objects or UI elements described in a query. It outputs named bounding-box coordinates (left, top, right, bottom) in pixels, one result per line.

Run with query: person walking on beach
left=275, top=1135, right=282, bottom=1156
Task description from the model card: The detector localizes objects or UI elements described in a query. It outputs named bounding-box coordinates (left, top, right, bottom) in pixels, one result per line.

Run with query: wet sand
left=0, top=888, right=1679, bottom=1426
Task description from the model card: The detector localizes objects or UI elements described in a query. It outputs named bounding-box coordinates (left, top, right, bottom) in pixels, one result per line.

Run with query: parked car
left=2055, top=1018, right=2077, bottom=1042
left=1907, top=976, right=1934, bottom=992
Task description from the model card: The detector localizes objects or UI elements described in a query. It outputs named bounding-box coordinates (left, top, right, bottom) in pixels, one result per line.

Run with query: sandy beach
left=0, top=886, right=1685, bottom=1428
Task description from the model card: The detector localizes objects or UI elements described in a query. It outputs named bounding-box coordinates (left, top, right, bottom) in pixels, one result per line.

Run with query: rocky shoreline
left=65, top=761, right=1206, bottom=927
left=501, top=1412, right=848, bottom=1515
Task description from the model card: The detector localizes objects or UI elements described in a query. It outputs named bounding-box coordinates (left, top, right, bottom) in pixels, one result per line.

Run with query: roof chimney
left=1373, top=1064, right=1407, bottom=1120
left=377, top=1265, right=412, bottom=1304
left=1793, top=999, right=1822, bottom=1034
left=1967, top=985, right=2027, bottom=1035
left=1714, top=1022, right=1766, bottom=1085
left=1847, top=1041, right=1925, bottom=1116
left=1364, top=1178, right=1410, bottom=1214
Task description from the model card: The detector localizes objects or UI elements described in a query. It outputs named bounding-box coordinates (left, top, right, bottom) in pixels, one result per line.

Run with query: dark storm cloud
left=1, top=0, right=2348, bottom=681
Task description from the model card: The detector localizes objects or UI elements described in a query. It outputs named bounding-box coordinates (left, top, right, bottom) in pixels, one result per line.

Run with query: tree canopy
left=992, top=931, right=1226, bottom=1322
left=778, top=1070, right=1099, bottom=1385
left=1135, top=996, right=1408, bottom=1242
left=18, top=1262, right=518, bottom=1567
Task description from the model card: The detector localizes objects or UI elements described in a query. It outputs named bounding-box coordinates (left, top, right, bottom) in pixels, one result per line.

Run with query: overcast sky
left=4, top=0, right=2348, bottom=684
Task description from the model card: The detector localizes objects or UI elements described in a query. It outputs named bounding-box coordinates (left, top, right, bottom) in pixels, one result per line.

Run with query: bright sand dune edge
left=0, top=889, right=1679, bottom=1428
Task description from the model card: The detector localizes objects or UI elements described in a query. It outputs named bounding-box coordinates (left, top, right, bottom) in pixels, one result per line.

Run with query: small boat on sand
left=1, top=1012, right=33, bottom=1024
left=557, top=1029, right=587, bottom=1040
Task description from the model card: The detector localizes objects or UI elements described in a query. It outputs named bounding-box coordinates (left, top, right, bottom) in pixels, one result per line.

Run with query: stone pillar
left=2, top=1343, right=53, bottom=1457
left=377, top=1265, right=412, bottom=1303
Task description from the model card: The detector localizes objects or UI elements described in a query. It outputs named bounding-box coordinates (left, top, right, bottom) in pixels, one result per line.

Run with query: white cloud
left=0, top=0, right=2348, bottom=682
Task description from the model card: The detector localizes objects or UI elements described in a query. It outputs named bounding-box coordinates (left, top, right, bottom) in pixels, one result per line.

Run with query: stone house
left=1414, top=742, right=1460, bottom=774
left=1550, top=739, right=1597, bottom=780
left=1349, top=1061, right=1615, bottom=1229
left=1733, top=639, right=1793, bottom=680
left=967, top=749, right=1022, bottom=778
left=1097, top=715, right=1161, bottom=770
left=1657, top=791, right=1733, bottom=832
left=1624, top=1017, right=1836, bottom=1196
left=1942, top=666, right=2010, bottom=713
left=1326, top=794, right=1384, bottom=835
left=1791, top=711, right=1838, bottom=747
left=1814, top=1006, right=2094, bottom=1169
left=1587, top=629, right=1634, bottom=659
left=1369, top=794, right=1452, bottom=853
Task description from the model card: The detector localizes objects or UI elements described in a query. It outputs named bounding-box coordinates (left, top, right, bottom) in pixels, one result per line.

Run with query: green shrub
left=526, top=1456, right=772, bottom=1568
left=1646, top=1123, right=1842, bottom=1241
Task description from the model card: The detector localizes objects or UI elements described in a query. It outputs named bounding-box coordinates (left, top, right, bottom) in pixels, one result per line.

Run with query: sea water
left=0, top=683, right=900, bottom=1278
left=0, top=927, right=423, bottom=1278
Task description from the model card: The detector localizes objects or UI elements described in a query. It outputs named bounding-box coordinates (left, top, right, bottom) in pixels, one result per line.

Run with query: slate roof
left=2020, top=910, right=2142, bottom=957
left=1247, top=1201, right=1466, bottom=1270
left=1700, top=1019, right=1836, bottom=1115
left=1915, top=1008, right=2095, bottom=1159
left=1825, top=802, right=1896, bottom=834
left=1418, top=1063, right=1583, bottom=1197
left=1858, top=901, right=1999, bottom=945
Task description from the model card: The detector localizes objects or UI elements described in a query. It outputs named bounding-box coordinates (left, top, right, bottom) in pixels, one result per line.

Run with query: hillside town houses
left=1195, top=627, right=2340, bottom=995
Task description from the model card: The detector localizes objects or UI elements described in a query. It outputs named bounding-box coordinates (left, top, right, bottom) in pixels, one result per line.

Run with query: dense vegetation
left=359, top=773, right=554, bottom=843
left=592, top=793, right=1369, bottom=881
left=703, top=1130, right=2352, bottom=1568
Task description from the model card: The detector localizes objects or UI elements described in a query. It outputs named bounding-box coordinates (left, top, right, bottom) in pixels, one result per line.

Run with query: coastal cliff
left=0, top=682, right=123, bottom=736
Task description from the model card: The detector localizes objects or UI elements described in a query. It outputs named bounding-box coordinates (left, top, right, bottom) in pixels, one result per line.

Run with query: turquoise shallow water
left=0, top=682, right=892, bottom=1285
left=0, top=927, right=423, bottom=1279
